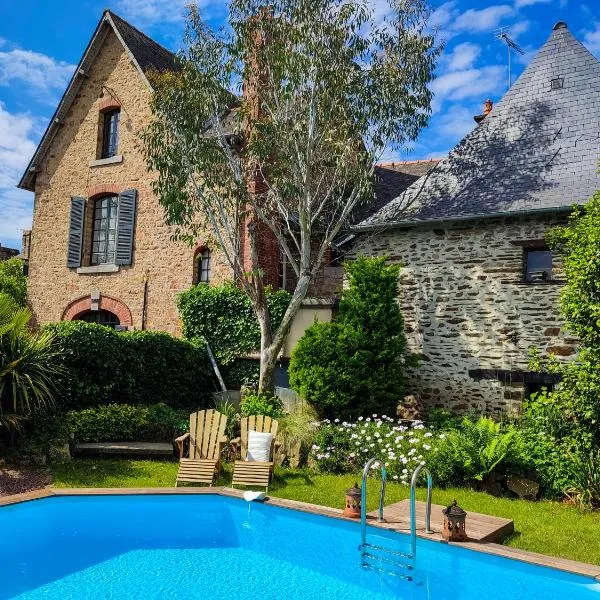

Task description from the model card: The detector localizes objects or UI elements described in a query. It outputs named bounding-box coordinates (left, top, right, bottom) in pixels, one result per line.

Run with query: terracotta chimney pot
left=483, top=99, right=493, bottom=116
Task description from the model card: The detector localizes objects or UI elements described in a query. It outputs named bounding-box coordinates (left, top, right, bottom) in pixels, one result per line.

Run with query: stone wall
left=349, top=213, right=574, bottom=414
left=27, top=30, right=231, bottom=335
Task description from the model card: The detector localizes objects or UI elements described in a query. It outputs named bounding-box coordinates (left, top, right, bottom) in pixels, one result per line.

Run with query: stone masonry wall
left=349, top=213, right=574, bottom=414
left=28, top=30, right=231, bottom=335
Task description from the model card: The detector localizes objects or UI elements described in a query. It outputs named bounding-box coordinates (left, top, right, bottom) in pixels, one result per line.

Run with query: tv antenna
left=494, top=27, right=525, bottom=90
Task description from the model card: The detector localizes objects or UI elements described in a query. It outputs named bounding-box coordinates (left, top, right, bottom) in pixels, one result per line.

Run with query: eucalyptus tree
left=143, top=0, right=440, bottom=393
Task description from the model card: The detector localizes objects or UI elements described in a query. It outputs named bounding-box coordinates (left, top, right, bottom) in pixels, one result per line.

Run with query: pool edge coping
left=2, top=486, right=599, bottom=582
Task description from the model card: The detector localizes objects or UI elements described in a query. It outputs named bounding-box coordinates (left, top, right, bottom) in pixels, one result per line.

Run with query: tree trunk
left=256, top=274, right=312, bottom=395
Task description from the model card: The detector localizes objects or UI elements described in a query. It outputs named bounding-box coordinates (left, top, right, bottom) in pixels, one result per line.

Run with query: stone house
left=18, top=9, right=435, bottom=344
left=349, top=22, right=600, bottom=413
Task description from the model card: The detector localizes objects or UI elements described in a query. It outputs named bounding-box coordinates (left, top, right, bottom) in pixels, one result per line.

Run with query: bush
left=240, top=392, right=284, bottom=418
left=0, top=258, right=27, bottom=307
left=66, top=403, right=187, bottom=443
left=290, top=257, right=409, bottom=418
left=310, top=415, right=440, bottom=482
left=178, top=283, right=290, bottom=387
left=432, top=417, right=529, bottom=487
left=45, top=321, right=215, bottom=410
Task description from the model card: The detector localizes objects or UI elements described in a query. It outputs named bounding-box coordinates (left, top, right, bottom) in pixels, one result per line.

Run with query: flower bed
left=310, top=414, right=444, bottom=483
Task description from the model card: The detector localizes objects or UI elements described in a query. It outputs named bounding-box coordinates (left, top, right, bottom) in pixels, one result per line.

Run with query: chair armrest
left=175, top=432, right=190, bottom=458
left=219, top=435, right=228, bottom=444
left=230, top=437, right=240, bottom=446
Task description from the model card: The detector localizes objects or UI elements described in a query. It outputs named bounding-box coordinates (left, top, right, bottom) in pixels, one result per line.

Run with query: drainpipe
left=141, top=270, right=149, bottom=330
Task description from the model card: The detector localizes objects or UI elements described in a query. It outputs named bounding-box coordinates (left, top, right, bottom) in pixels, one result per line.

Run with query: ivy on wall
left=177, top=282, right=291, bottom=388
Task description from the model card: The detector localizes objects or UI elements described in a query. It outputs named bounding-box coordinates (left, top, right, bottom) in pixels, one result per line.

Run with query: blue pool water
left=1, top=495, right=598, bottom=599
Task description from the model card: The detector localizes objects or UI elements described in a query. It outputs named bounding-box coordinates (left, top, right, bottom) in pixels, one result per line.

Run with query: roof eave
left=351, top=204, right=578, bottom=232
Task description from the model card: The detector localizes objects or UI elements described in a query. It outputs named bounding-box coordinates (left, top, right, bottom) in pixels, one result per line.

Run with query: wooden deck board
left=74, top=442, right=174, bottom=457
left=368, top=499, right=514, bottom=543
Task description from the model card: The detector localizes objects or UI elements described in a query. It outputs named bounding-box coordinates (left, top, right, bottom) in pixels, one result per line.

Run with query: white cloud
left=0, top=102, right=37, bottom=249
left=435, top=103, right=478, bottom=140
left=444, top=42, right=481, bottom=71
left=514, top=0, right=551, bottom=7
left=452, top=5, right=514, bottom=33
left=431, top=65, right=505, bottom=105
left=114, top=0, right=226, bottom=28
left=0, top=47, right=74, bottom=105
left=583, top=21, right=600, bottom=57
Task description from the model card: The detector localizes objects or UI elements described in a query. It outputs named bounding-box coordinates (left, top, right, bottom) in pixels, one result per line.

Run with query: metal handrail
left=360, top=458, right=387, bottom=560
left=409, top=463, right=433, bottom=558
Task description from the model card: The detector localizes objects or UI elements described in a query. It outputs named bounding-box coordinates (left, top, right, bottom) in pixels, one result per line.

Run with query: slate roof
left=18, top=10, right=177, bottom=192
left=108, top=11, right=177, bottom=74
left=352, top=159, right=441, bottom=223
left=358, top=22, right=600, bottom=228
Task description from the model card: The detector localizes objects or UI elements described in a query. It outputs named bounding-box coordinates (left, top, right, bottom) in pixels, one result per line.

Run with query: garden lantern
left=442, top=500, right=467, bottom=542
left=343, top=482, right=362, bottom=518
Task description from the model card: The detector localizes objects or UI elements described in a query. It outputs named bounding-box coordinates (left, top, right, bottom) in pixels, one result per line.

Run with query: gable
left=18, top=10, right=175, bottom=192
left=360, top=22, right=600, bottom=229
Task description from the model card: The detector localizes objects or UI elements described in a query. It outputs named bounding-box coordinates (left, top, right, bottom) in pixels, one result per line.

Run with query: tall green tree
left=289, top=256, right=408, bottom=418
left=142, top=0, right=440, bottom=393
left=0, top=258, right=27, bottom=307
left=529, top=191, right=600, bottom=450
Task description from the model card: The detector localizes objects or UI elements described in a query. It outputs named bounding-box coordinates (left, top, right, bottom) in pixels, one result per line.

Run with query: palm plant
left=0, top=294, right=63, bottom=430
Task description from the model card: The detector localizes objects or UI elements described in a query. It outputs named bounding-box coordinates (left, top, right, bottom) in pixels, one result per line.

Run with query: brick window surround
left=62, top=294, right=133, bottom=327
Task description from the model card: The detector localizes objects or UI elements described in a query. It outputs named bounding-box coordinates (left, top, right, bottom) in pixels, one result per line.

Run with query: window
left=524, top=248, right=553, bottom=282
left=75, top=310, right=120, bottom=328
left=91, top=196, right=118, bottom=265
left=197, top=248, right=211, bottom=284
left=101, top=109, right=120, bottom=158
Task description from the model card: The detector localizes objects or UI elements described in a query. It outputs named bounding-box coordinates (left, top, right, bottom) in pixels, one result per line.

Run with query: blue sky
left=0, top=0, right=599, bottom=250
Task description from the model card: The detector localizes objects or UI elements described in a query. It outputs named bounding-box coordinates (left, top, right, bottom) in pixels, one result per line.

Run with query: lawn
left=50, top=459, right=600, bottom=566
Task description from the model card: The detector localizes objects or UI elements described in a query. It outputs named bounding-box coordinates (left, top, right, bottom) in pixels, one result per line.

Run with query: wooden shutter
left=66, top=196, right=86, bottom=268
left=115, top=188, right=137, bottom=265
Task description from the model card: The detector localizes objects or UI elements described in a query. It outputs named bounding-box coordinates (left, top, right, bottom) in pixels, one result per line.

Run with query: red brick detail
left=99, top=96, right=121, bottom=112
left=87, top=183, right=121, bottom=198
left=193, top=242, right=208, bottom=258
left=62, top=295, right=133, bottom=326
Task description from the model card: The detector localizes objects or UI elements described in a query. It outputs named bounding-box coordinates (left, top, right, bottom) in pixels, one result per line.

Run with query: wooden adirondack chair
left=175, top=409, right=228, bottom=486
left=231, top=415, right=280, bottom=492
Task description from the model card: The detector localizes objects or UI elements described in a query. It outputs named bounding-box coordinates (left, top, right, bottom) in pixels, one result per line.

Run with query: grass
left=50, top=459, right=600, bottom=566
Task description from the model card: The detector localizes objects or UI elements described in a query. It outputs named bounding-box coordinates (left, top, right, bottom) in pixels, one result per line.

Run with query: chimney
left=474, top=99, right=493, bottom=123
left=240, top=10, right=281, bottom=289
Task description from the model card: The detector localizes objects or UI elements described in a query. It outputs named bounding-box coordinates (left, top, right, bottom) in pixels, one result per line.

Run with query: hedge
left=45, top=321, right=216, bottom=410
left=66, top=403, right=188, bottom=443
left=178, top=282, right=290, bottom=388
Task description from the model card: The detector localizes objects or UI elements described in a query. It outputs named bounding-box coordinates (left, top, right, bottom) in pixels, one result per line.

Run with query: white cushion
left=246, top=430, right=273, bottom=462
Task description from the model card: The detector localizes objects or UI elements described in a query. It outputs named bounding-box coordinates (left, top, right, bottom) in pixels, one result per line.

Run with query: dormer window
left=101, top=109, right=120, bottom=158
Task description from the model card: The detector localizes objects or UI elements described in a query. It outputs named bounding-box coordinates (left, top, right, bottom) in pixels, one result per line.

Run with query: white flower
left=423, top=444, right=431, bottom=451
left=424, top=432, right=433, bottom=438
left=373, top=414, right=378, bottom=418
left=409, top=438, right=418, bottom=444
left=358, top=416, right=363, bottom=421
left=408, top=448, right=416, bottom=456
left=393, top=475, right=398, bottom=480
left=311, top=444, right=319, bottom=450
left=334, top=418, right=340, bottom=423
left=402, top=468, right=408, bottom=474
left=439, top=433, right=447, bottom=440
left=366, top=418, right=371, bottom=422
left=349, top=452, right=356, bottom=458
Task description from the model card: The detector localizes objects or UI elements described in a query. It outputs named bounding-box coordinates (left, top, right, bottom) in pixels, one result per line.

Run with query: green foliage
left=289, top=257, right=408, bottom=418
left=221, top=358, right=260, bottom=389
left=66, top=403, right=187, bottom=443
left=426, top=407, right=462, bottom=431
left=240, top=392, right=284, bottom=418
left=45, top=321, right=215, bottom=410
left=433, top=417, right=528, bottom=485
left=213, top=398, right=242, bottom=441
left=279, top=402, right=319, bottom=447
left=0, top=294, right=63, bottom=430
left=565, top=449, right=600, bottom=510
left=0, top=258, right=27, bottom=307
left=178, top=283, right=290, bottom=375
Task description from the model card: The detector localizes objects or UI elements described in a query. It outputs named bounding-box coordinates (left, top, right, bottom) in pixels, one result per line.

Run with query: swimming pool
left=1, top=494, right=598, bottom=599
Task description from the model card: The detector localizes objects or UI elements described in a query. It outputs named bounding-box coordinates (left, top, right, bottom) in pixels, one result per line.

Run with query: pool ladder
left=359, top=459, right=433, bottom=581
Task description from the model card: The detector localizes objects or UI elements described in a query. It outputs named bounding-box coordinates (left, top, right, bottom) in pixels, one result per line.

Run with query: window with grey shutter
left=67, top=196, right=86, bottom=268
left=115, top=188, right=137, bottom=265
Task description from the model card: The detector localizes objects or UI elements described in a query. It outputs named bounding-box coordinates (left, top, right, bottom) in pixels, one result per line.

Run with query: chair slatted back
left=240, top=415, right=279, bottom=461
left=189, top=409, right=227, bottom=460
